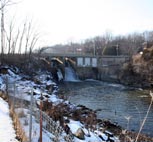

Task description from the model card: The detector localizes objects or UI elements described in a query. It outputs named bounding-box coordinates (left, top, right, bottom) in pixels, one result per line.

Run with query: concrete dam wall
left=48, top=55, right=129, bottom=82
left=75, top=56, right=129, bottom=82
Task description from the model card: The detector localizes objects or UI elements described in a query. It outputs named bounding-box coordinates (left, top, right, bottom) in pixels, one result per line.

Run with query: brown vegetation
left=10, top=108, right=28, bottom=142
left=0, top=92, right=28, bottom=142
left=41, top=98, right=153, bottom=141
left=120, top=44, right=153, bottom=88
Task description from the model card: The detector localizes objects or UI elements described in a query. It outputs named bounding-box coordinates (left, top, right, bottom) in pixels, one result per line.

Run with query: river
left=59, top=80, right=153, bottom=137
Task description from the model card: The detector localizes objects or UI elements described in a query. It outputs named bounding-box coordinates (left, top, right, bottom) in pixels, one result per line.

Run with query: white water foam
left=64, top=67, right=79, bottom=82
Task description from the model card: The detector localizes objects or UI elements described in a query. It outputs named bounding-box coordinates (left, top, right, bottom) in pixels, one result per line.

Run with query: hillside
left=120, top=45, right=153, bottom=88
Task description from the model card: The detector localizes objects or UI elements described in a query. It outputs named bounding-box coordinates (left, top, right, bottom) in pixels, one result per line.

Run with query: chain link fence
left=6, top=79, right=74, bottom=142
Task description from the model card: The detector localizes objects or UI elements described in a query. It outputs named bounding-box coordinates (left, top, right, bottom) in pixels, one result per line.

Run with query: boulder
left=74, top=128, right=85, bottom=140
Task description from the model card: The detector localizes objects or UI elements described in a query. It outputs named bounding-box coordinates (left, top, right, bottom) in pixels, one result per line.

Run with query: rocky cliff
left=120, top=45, right=153, bottom=88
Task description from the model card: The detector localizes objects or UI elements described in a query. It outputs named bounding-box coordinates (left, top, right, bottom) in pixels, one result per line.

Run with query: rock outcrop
left=120, top=45, right=153, bottom=88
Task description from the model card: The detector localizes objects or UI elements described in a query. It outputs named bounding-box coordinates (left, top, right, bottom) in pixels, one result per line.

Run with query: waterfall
left=57, top=69, right=63, bottom=81
left=64, top=67, right=79, bottom=81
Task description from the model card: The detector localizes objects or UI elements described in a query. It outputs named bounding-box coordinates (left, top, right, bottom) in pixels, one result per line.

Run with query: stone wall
left=75, top=67, right=98, bottom=80
left=75, top=65, right=121, bottom=83
left=97, top=65, right=121, bottom=82
left=75, top=56, right=129, bottom=81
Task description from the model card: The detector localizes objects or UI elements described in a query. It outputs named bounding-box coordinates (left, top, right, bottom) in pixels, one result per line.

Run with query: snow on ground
left=0, top=67, right=120, bottom=142
left=68, top=120, right=104, bottom=142
left=0, top=98, right=18, bottom=142
left=15, top=108, right=54, bottom=142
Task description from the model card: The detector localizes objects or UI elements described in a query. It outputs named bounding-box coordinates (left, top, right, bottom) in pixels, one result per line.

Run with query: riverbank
left=0, top=66, right=120, bottom=141
left=58, top=80, right=153, bottom=141
left=1, top=64, right=153, bottom=141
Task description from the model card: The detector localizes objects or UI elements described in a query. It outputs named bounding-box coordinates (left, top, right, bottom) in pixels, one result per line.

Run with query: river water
left=60, top=80, right=153, bottom=137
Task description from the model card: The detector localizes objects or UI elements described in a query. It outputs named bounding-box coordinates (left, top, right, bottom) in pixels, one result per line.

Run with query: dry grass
left=18, top=109, right=26, bottom=118
left=11, top=109, right=28, bottom=142
left=0, top=91, right=9, bottom=101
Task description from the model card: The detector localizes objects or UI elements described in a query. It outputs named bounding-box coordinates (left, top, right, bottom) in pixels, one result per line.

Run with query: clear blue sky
left=6, top=0, right=153, bottom=46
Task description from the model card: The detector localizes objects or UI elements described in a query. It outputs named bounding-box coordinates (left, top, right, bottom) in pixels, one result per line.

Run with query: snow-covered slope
left=0, top=98, right=18, bottom=142
left=0, top=67, right=120, bottom=142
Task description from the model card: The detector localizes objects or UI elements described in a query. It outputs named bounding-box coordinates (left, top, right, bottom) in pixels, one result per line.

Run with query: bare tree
left=126, top=33, right=145, bottom=55
left=143, top=31, right=153, bottom=42
left=15, top=19, right=39, bottom=56
left=83, top=39, right=94, bottom=55
left=0, top=0, right=14, bottom=63
left=93, top=36, right=108, bottom=55
left=11, top=29, right=19, bottom=54
left=25, top=21, right=31, bottom=55
left=29, top=33, right=39, bottom=55
left=5, top=20, right=14, bottom=54
left=104, top=30, right=113, bottom=44
left=18, top=22, right=26, bottom=54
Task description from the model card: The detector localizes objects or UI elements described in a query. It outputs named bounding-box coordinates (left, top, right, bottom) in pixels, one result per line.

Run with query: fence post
left=5, top=76, right=8, bottom=95
left=39, top=93, right=43, bottom=142
left=31, top=95, right=74, bottom=142
left=12, top=81, right=16, bottom=109
left=29, top=88, right=33, bottom=142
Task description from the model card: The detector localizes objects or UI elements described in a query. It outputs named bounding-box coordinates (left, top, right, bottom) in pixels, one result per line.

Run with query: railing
left=41, top=52, right=130, bottom=58
left=41, top=52, right=96, bottom=58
